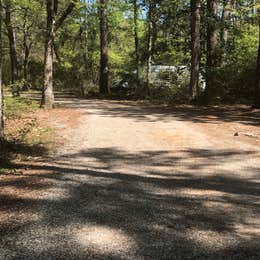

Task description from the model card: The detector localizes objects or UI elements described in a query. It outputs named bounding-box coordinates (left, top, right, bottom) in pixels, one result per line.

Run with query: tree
left=254, top=9, right=260, bottom=108
left=0, top=0, right=3, bottom=139
left=99, top=0, right=109, bottom=94
left=133, top=0, right=140, bottom=80
left=190, top=0, right=201, bottom=100
left=221, top=0, right=231, bottom=65
left=146, top=0, right=156, bottom=87
left=204, top=0, right=218, bottom=103
left=4, top=0, right=19, bottom=83
left=41, top=0, right=77, bottom=109
left=20, top=4, right=34, bottom=82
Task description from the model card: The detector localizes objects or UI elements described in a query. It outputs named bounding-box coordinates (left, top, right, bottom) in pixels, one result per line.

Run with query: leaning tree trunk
left=99, top=0, right=109, bottom=94
left=190, top=0, right=201, bottom=100
left=41, top=0, right=55, bottom=108
left=0, top=0, right=3, bottom=139
left=254, top=13, right=260, bottom=108
left=204, top=0, right=218, bottom=104
left=41, top=0, right=76, bottom=108
left=5, top=1, right=18, bottom=83
left=221, top=0, right=231, bottom=65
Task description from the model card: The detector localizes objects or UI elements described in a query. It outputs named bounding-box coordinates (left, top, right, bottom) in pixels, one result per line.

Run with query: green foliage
left=0, top=0, right=259, bottom=104
left=9, top=79, right=32, bottom=96
left=150, top=70, right=190, bottom=102
left=215, top=25, right=258, bottom=103
left=4, top=97, right=39, bottom=119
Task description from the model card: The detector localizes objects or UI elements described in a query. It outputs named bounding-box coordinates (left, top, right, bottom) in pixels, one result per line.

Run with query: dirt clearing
left=0, top=99, right=259, bottom=259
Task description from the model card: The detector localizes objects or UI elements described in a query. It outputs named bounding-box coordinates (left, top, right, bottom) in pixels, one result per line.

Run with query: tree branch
left=55, top=1, right=76, bottom=32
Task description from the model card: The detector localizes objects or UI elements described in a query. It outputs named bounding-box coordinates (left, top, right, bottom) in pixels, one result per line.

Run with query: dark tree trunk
left=41, top=0, right=55, bottom=109
left=254, top=16, right=260, bottom=108
left=0, top=0, right=3, bottom=139
left=221, top=0, right=231, bottom=65
left=23, top=42, right=31, bottom=81
left=99, top=0, right=109, bottom=94
left=190, top=0, right=201, bottom=100
left=5, top=1, right=18, bottom=83
left=22, top=8, right=32, bottom=82
left=204, top=0, right=218, bottom=104
left=133, top=0, right=140, bottom=80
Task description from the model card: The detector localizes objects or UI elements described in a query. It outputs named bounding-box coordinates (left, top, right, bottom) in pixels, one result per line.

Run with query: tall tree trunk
left=41, top=0, right=76, bottom=108
left=146, top=0, right=154, bottom=86
left=41, top=0, right=55, bottom=108
left=23, top=42, right=31, bottom=81
left=99, top=0, right=109, bottom=94
left=22, top=8, right=32, bottom=82
left=0, top=0, right=3, bottom=139
left=221, top=0, right=231, bottom=65
left=133, top=0, right=140, bottom=80
left=190, top=0, right=201, bottom=100
left=5, top=1, right=18, bottom=83
left=254, top=13, right=260, bottom=108
left=204, top=0, right=218, bottom=103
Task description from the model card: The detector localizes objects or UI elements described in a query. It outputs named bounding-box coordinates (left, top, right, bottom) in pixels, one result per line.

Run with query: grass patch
left=4, top=96, right=39, bottom=119
left=1, top=96, right=54, bottom=174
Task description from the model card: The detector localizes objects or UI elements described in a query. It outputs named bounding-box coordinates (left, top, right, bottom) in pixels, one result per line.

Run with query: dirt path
left=1, top=99, right=260, bottom=259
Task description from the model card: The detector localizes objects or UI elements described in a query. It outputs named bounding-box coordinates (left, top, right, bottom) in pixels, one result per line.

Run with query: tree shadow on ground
left=0, top=139, right=48, bottom=171
left=0, top=147, right=259, bottom=259
left=57, top=98, right=260, bottom=126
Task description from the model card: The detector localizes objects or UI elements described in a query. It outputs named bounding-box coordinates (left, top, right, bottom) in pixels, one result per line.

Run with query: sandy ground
left=0, top=99, right=260, bottom=259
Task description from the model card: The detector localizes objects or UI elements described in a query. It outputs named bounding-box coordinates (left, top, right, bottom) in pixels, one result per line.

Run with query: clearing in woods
left=0, top=99, right=260, bottom=259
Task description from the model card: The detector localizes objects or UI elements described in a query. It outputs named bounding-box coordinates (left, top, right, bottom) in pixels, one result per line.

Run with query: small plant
left=9, top=79, right=31, bottom=97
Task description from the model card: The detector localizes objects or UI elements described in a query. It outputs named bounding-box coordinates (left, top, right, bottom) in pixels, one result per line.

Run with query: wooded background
left=0, top=0, right=260, bottom=137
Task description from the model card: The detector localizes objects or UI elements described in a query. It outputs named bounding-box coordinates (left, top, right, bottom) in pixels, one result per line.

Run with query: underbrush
left=4, top=96, right=39, bottom=119
left=1, top=97, right=53, bottom=173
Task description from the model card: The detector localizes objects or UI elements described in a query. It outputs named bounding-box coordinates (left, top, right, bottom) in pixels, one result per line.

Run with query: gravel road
left=0, top=99, right=260, bottom=259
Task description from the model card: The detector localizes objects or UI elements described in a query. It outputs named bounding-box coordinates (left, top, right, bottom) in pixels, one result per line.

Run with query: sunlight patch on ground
left=74, top=225, right=137, bottom=256
left=235, top=218, right=260, bottom=243
left=180, top=188, right=228, bottom=197
left=0, top=211, right=42, bottom=224
left=188, top=229, right=237, bottom=251
left=0, top=186, right=71, bottom=201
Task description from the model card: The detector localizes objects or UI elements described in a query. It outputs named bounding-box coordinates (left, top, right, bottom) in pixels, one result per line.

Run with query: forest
left=0, top=1, right=259, bottom=119
left=0, top=0, right=260, bottom=259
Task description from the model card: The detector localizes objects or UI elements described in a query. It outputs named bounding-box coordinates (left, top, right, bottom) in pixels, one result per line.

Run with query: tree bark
left=4, top=1, right=18, bottom=83
left=23, top=41, right=32, bottom=81
left=221, top=0, right=231, bottom=65
left=0, top=0, right=3, bottom=139
left=190, top=0, right=201, bottom=100
left=204, top=0, right=218, bottom=103
left=99, top=0, right=109, bottom=94
left=254, top=13, right=260, bottom=108
left=41, top=0, right=55, bottom=109
left=133, top=0, right=140, bottom=80
left=146, top=0, right=155, bottom=87
left=22, top=9, right=32, bottom=82
left=41, top=0, right=76, bottom=108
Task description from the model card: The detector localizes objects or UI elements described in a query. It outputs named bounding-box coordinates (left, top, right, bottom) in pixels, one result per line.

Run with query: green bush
left=8, top=79, right=32, bottom=97
left=215, top=25, right=258, bottom=103
left=150, top=69, right=190, bottom=102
